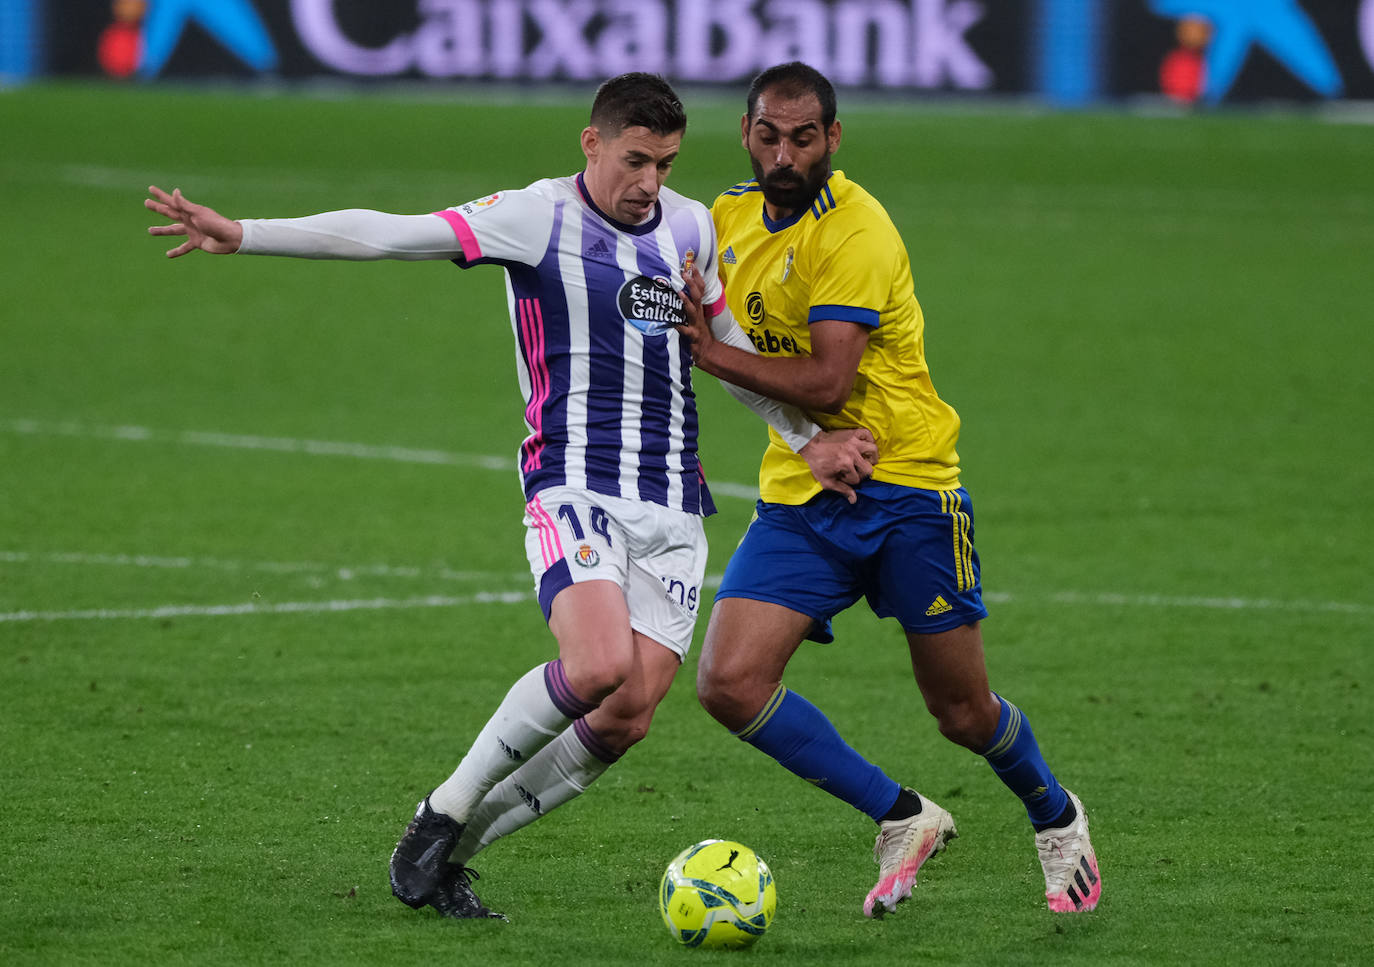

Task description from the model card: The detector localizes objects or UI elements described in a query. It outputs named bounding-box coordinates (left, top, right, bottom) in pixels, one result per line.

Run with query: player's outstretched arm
left=146, top=186, right=244, bottom=258
left=147, top=186, right=466, bottom=262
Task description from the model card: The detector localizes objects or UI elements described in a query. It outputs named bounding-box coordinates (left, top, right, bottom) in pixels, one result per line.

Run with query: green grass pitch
left=1, top=82, right=1372, bottom=965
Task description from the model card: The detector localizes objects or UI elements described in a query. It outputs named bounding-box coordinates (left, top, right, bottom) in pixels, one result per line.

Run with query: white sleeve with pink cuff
left=237, top=210, right=464, bottom=261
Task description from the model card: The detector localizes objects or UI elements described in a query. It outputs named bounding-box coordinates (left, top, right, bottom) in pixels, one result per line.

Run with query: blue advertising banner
left=35, top=1, right=1374, bottom=105
left=44, top=0, right=1033, bottom=93
left=1, top=0, right=42, bottom=80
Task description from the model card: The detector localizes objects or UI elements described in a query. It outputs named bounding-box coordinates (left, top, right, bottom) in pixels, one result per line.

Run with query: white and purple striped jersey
left=434, top=174, right=727, bottom=516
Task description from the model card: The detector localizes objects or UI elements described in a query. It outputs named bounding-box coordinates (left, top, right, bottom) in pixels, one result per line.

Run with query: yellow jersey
left=711, top=170, right=963, bottom=504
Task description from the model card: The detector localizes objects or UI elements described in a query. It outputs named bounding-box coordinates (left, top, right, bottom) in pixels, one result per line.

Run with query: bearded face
left=750, top=149, right=832, bottom=213
left=743, top=91, right=839, bottom=218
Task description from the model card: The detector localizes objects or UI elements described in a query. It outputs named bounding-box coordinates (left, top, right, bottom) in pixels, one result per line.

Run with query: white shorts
left=523, top=485, right=708, bottom=659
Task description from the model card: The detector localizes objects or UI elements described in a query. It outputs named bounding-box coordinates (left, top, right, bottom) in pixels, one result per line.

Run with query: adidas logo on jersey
left=722, top=246, right=737, bottom=264
left=925, top=595, right=952, bottom=617
left=584, top=237, right=612, bottom=259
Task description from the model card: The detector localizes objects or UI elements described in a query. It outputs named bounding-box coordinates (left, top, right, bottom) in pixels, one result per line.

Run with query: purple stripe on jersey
left=637, top=336, right=672, bottom=507
left=633, top=237, right=676, bottom=507
left=678, top=335, right=712, bottom=515
left=580, top=218, right=627, bottom=496
left=696, top=465, right=716, bottom=516
left=662, top=210, right=712, bottom=515
left=544, top=658, right=598, bottom=718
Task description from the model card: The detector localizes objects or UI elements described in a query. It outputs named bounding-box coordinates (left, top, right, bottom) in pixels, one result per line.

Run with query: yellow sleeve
left=805, top=208, right=898, bottom=327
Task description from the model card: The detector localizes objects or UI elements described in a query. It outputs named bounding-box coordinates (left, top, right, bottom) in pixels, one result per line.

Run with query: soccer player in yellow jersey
left=677, top=62, right=1102, bottom=917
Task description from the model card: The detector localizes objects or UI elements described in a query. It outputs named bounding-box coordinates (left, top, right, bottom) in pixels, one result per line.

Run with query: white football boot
left=863, top=790, right=958, bottom=918
left=1036, top=789, right=1102, bottom=912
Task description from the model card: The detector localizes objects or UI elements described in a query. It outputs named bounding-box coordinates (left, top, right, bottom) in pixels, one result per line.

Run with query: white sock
left=451, top=720, right=616, bottom=866
left=429, top=661, right=595, bottom=822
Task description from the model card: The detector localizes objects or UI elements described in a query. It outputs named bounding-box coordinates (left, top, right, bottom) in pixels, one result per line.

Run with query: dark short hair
left=746, top=61, right=838, bottom=129
left=590, top=72, right=687, bottom=137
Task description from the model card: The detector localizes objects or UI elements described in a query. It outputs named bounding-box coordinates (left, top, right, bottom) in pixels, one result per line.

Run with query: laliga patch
left=618, top=274, right=685, bottom=336
left=459, top=192, right=504, bottom=216
left=574, top=544, right=600, bottom=568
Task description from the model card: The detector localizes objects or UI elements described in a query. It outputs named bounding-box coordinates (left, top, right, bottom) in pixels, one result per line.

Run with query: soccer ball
left=658, top=839, right=777, bottom=949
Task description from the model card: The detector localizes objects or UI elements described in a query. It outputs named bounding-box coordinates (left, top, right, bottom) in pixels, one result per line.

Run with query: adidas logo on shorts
left=925, top=595, right=952, bottom=617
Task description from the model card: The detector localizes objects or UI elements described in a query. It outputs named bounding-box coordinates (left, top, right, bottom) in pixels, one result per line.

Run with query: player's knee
left=931, top=697, right=998, bottom=752
left=696, top=666, right=753, bottom=731
left=695, top=666, right=726, bottom=718
left=593, top=713, right=652, bottom=752
left=696, top=664, right=729, bottom=714
left=933, top=710, right=981, bottom=751
left=563, top=652, right=634, bottom=705
left=617, top=716, right=653, bottom=749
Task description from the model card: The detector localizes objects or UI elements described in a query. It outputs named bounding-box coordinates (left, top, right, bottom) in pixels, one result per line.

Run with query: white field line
left=1, top=417, right=511, bottom=471
left=2, top=584, right=1370, bottom=624
left=984, top=590, right=1374, bottom=616
left=0, top=592, right=533, bottom=624
left=0, top=418, right=762, bottom=500
left=0, top=550, right=527, bottom=585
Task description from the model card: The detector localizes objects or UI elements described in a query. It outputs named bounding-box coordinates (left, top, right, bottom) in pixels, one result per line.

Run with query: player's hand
left=673, top=265, right=715, bottom=364
left=801, top=427, right=878, bottom=504
left=145, top=185, right=244, bottom=258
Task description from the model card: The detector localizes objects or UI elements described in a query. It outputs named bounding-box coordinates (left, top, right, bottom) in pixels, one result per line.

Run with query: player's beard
left=752, top=153, right=832, bottom=215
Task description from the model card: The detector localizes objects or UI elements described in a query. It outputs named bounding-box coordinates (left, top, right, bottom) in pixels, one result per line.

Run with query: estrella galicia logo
left=617, top=275, right=685, bottom=336
left=574, top=544, right=600, bottom=568
left=745, top=291, right=765, bottom=323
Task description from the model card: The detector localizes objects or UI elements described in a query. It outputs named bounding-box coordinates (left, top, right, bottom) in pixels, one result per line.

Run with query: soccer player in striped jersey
left=674, top=62, right=1101, bottom=917
left=145, top=73, right=877, bottom=920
